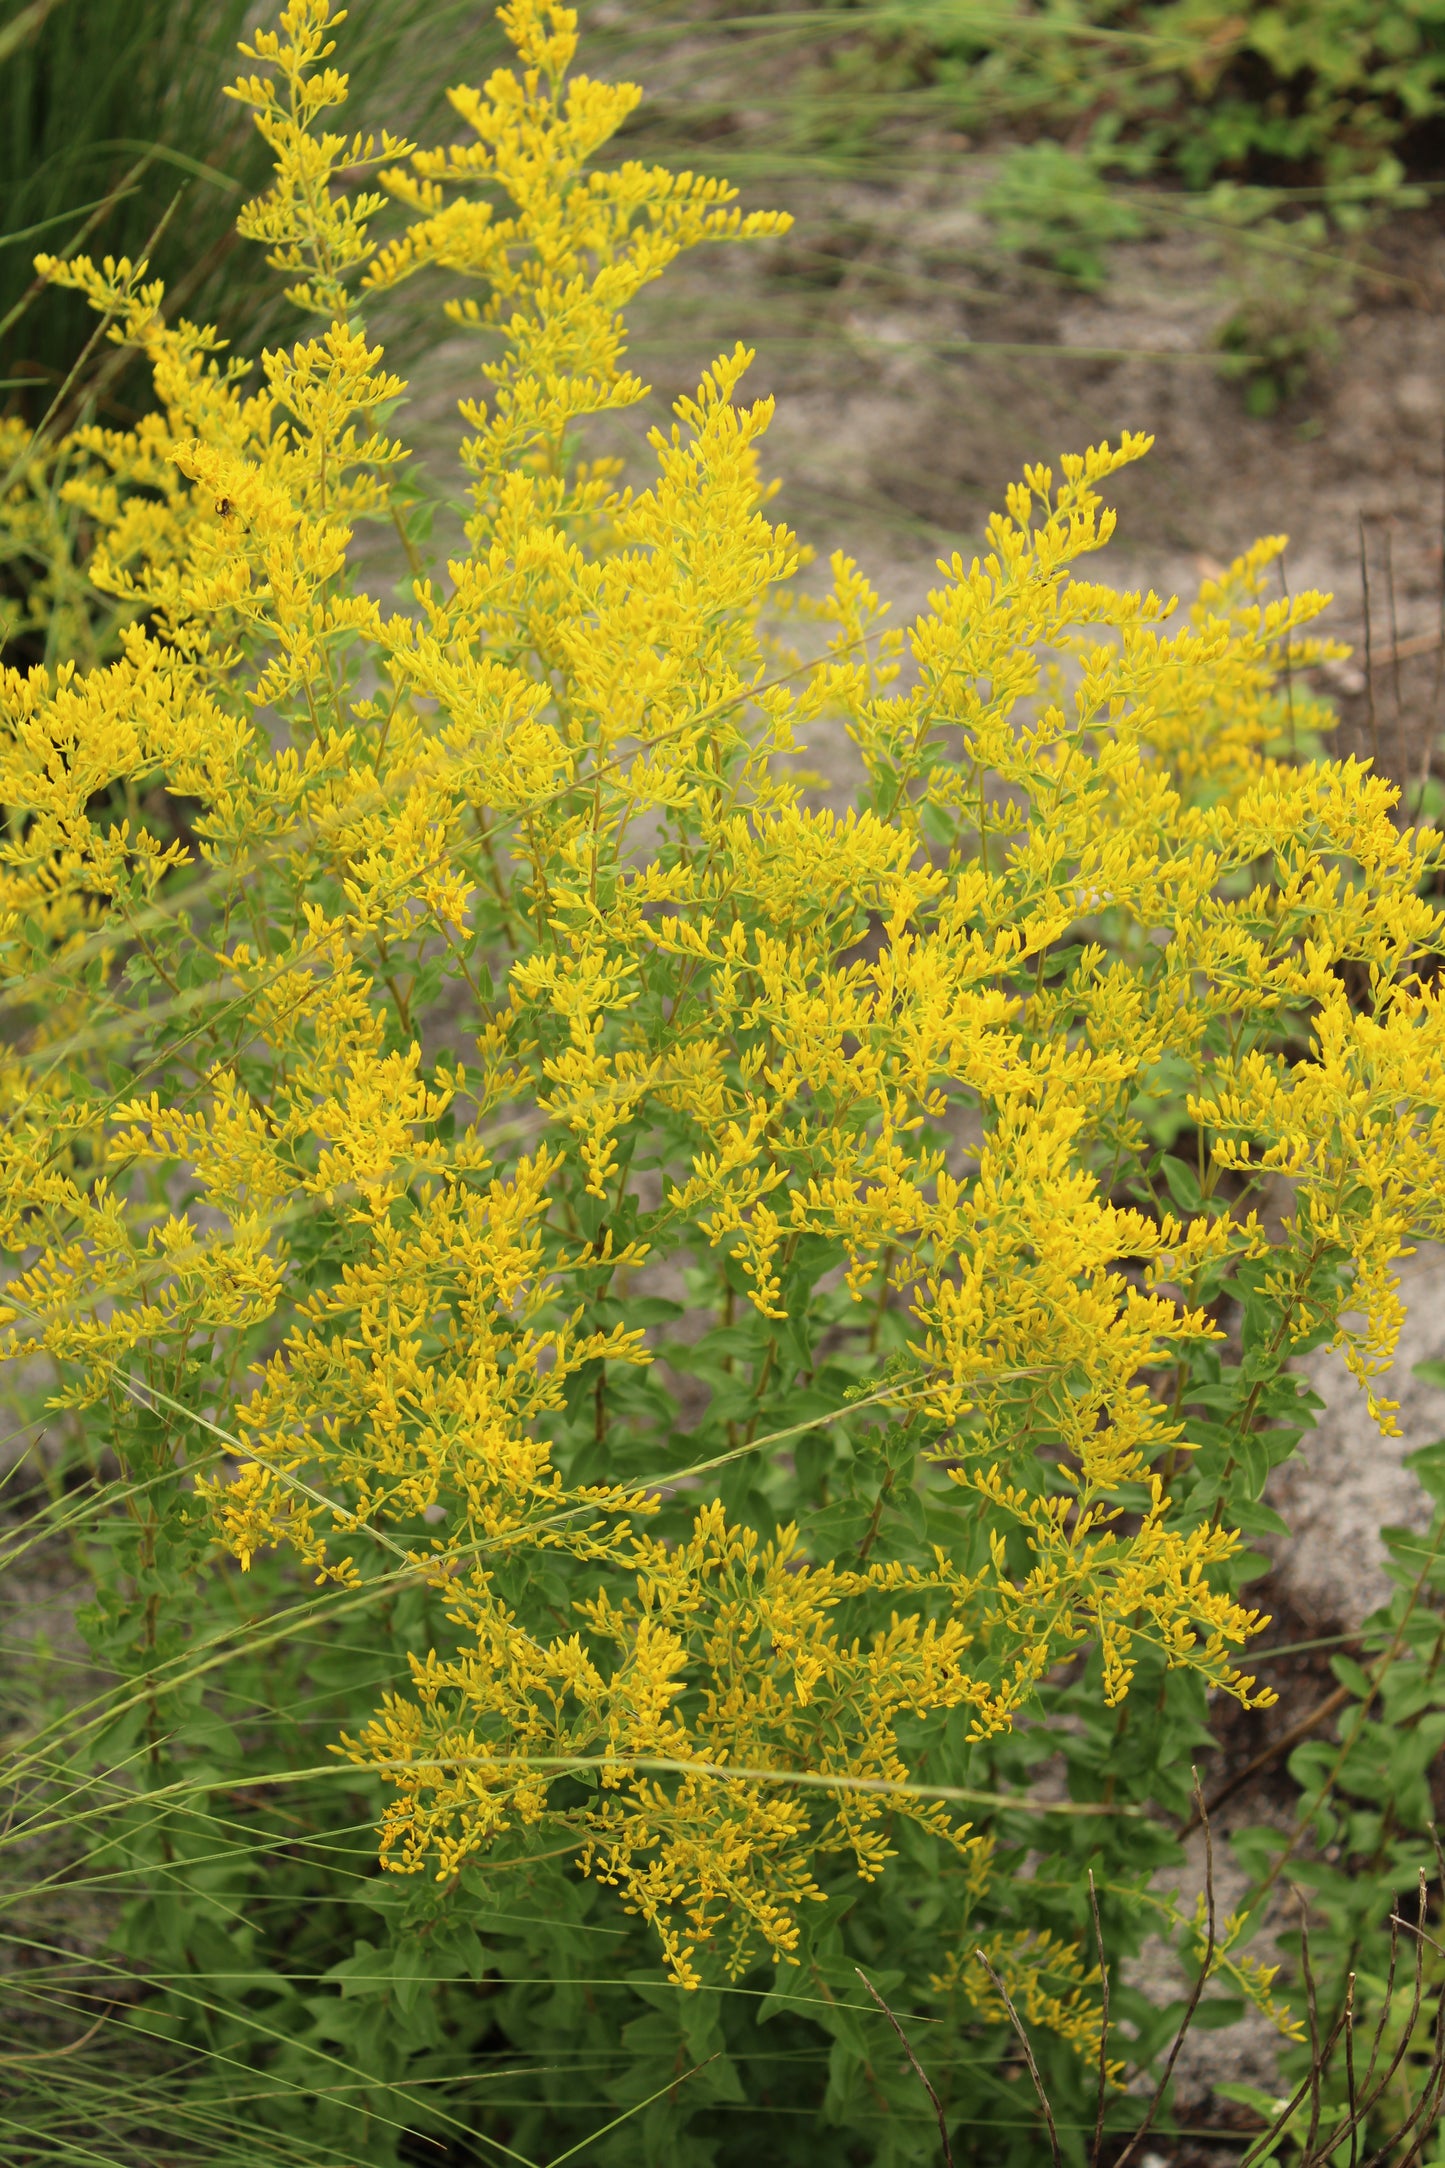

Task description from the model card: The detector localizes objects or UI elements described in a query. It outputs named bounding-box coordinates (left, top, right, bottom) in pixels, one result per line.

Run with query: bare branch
left=971, top=1950, right=1062, bottom=2168
left=1115, top=1769, right=1218, bottom=2168
left=856, top=1968, right=954, bottom=2168
left=1089, top=1868, right=1111, bottom=2168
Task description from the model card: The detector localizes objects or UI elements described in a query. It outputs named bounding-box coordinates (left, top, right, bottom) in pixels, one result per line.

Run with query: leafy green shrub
left=980, top=143, right=1145, bottom=288
left=852, top=0, right=1445, bottom=191
left=3, top=2, right=1445, bottom=2162
left=1206, top=196, right=1364, bottom=413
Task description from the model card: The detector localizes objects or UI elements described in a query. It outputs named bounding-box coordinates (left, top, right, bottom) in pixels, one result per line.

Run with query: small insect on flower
left=213, top=494, right=253, bottom=535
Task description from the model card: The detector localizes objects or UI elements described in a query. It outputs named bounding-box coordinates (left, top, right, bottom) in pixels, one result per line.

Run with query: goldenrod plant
left=2, top=3, right=1444, bottom=2160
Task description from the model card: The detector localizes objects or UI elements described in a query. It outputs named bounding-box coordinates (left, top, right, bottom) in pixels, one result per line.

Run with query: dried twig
left=1357, top=1946, right=1445, bottom=2168
left=1346, top=1872, right=1435, bottom=2163
left=1344, top=1972, right=1359, bottom=2168
left=1357, top=1899, right=1402, bottom=2113
left=1382, top=520, right=1407, bottom=828
left=958, top=1848, right=1445, bottom=2168
left=1425, top=412, right=1445, bottom=822
left=971, top=1949, right=1063, bottom=2168
left=0, top=2004, right=112, bottom=2065
left=853, top=1977, right=953, bottom=2159
left=1362, top=628, right=1445, bottom=669
left=1241, top=1874, right=1444, bottom=2168
left=856, top=1968, right=954, bottom=2167
left=1384, top=523, right=1404, bottom=728
left=1115, top=1770, right=1218, bottom=2168
left=1360, top=514, right=1380, bottom=773
left=1362, top=1873, right=1430, bottom=2135
left=1089, top=1868, right=1110, bottom=2168
left=1280, top=548, right=1298, bottom=763
left=1299, top=1894, right=1326, bottom=2163
left=1240, top=1997, right=1355, bottom=2168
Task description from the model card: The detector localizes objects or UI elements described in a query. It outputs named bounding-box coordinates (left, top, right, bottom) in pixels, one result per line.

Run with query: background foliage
left=814, top=0, right=1445, bottom=188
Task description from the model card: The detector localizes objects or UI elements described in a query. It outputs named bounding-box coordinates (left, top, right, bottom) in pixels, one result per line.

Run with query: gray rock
left=1270, top=1246, right=1445, bottom=1631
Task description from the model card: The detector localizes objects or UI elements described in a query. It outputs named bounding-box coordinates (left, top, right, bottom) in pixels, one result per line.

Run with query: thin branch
left=1240, top=1999, right=1354, bottom=2168
left=1280, top=547, right=1298, bottom=763
left=1359, top=515, right=1380, bottom=773
left=1344, top=1973, right=1359, bottom=2168
left=1115, top=1769, right=1218, bottom=2168
left=1299, top=1893, right=1325, bottom=2162
left=1423, top=407, right=1445, bottom=822
left=1348, top=1873, right=1432, bottom=2149
left=1384, top=522, right=1404, bottom=725
left=1383, top=521, right=1406, bottom=825
left=0, top=2003, right=113, bottom=2065
left=971, top=1950, right=1063, bottom=2168
left=1089, top=1868, right=1111, bottom=2168
left=1356, top=1900, right=1402, bottom=2114
left=1356, top=1963, right=1445, bottom=2168
left=856, top=1969, right=954, bottom=2168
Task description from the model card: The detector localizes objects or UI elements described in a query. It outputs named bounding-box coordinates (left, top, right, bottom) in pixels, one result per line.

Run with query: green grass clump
left=0, top=0, right=482, bottom=421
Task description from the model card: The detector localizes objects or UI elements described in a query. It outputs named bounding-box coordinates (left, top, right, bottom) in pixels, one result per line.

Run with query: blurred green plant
left=1209, top=202, right=1364, bottom=416
left=827, top=0, right=1445, bottom=192
left=979, top=142, right=1146, bottom=287
left=1199, top=165, right=1422, bottom=413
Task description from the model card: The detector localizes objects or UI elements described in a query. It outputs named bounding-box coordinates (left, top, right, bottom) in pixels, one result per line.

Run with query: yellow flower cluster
left=3, top=0, right=1444, bottom=2001
left=936, top=1926, right=1124, bottom=2077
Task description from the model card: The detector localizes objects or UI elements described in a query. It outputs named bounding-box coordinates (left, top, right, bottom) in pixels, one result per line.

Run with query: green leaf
left=1328, top=1654, right=1373, bottom=1699
left=1160, top=1154, right=1204, bottom=1213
